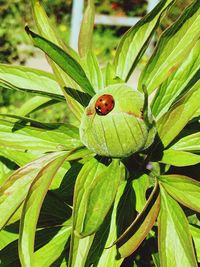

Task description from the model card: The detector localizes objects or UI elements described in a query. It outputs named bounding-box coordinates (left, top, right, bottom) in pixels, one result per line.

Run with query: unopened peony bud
left=80, top=84, right=156, bottom=157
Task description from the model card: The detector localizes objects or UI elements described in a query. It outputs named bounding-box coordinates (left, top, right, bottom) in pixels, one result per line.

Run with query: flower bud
left=80, top=84, right=155, bottom=157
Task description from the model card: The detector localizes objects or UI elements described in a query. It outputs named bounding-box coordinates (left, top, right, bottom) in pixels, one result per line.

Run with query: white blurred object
left=70, top=0, right=158, bottom=51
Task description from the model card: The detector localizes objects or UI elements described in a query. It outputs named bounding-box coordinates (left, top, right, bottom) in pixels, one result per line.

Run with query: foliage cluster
left=0, top=0, right=199, bottom=266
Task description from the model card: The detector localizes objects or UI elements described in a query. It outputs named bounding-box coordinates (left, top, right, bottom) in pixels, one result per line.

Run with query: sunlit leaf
left=0, top=64, right=63, bottom=99
left=151, top=39, right=200, bottom=119
left=139, top=0, right=200, bottom=93
left=86, top=182, right=127, bottom=267
left=18, top=151, right=70, bottom=266
left=189, top=224, right=200, bottom=262
left=34, top=225, right=71, bottom=266
left=132, top=174, right=149, bottom=212
left=160, top=149, right=200, bottom=166
left=73, top=157, right=125, bottom=237
left=31, top=0, right=84, bottom=121
left=0, top=151, right=67, bottom=230
left=81, top=51, right=104, bottom=91
left=78, top=0, right=95, bottom=57
left=114, top=0, right=175, bottom=81
left=170, top=132, right=200, bottom=152
left=157, top=80, right=200, bottom=147
left=115, top=183, right=160, bottom=258
left=0, top=229, right=19, bottom=250
left=0, top=118, right=82, bottom=152
left=158, top=175, right=200, bottom=212
left=158, top=186, right=197, bottom=267
left=25, top=27, right=95, bottom=97
left=17, top=96, right=57, bottom=117
left=69, top=235, right=95, bottom=267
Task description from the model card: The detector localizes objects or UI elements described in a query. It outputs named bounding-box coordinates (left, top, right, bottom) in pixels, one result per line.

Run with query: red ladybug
left=95, top=94, right=115, bottom=116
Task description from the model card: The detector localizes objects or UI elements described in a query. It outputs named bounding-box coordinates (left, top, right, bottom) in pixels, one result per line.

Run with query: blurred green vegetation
left=0, top=0, right=193, bottom=123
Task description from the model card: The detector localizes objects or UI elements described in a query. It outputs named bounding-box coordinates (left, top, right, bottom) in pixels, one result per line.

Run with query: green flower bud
left=80, top=84, right=156, bottom=158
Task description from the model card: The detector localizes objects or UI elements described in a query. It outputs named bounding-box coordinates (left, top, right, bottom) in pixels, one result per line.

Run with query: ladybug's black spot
left=105, top=103, right=108, bottom=106
left=99, top=99, right=102, bottom=102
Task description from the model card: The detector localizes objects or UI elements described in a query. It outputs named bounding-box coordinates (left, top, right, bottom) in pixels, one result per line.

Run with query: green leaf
left=0, top=151, right=67, bottom=230
left=160, top=149, right=200, bottom=166
left=158, top=175, right=200, bottom=212
left=18, top=152, right=68, bottom=266
left=34, top=225, right=72, bottom=267
left=64, top=87, right=91, bottom=107
left=103, top=63, right=123, bottom=86
left=157, top=80, right=200, bottom=147
left=25, top=26, right=95, bottom=97
left=170, top=132, right=200, bottom=152
left=158, top=186, right=197, bottom=267
left=0, top=78, right=65, bottom=102
left=114, top=183, right=160, bottom=258
left=73, top=157, right=125, bottom=237
left=78, top=0, right=95, bottom=57
left=30, top=0, right=84, bottom=121
left=151, top=39, right=200, bottom=119
left=30, top=0, right=79, bottom=61
left=132, top=174, right=149, bottom=212
left=81, top=51, right=104, bottom=91
left=0, top=64, right=63, bottom=98
left=69, top=235, right=95, bottom=267
left=86, top=182, right=127, bottom=267
left=139, top=0, right=200, bottom=94
left=0, top=147, right=38, bottom=167
left=189, top=224, right=200, bottom=262
left=0, top=118, right=82, bottom=152
left=114, top=0, right=175, bottom=81
left=17, top=96, right=57, bottom=117
left=0, top=229, right=19, bottom=250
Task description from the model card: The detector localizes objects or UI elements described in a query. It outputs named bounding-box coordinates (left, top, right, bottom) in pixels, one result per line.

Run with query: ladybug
left=95, top=94, right=115, bottom=116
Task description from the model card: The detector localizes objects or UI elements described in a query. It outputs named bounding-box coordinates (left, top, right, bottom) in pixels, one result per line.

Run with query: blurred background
left=0, top=0, right=193, bottom=123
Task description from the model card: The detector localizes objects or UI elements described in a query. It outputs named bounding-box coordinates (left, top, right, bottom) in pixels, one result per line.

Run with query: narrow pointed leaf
left=0, top=147, right=38, bottom=167
left=189, top=224, right=200, bottom=262
left=0, top=78, right=65, bottom=101
left=96, top=183, right=127, bottom=267
left=115, top=183, right=160, bottom=258
left=81, top=51, right=104, bottom=91
left=158, top=186, right=197, bottom=267
left=158, top=175, right=200, bottom=212
left=157, top=80, right=200, bottom=147
left=69, top=235, right=95, bottom=267
left=86, top=182, right=127, bottom=267
left=0, top=64, right=62, bottom=96
left=34, top=225, right=72, bottom=267
left=170, top=132, right=200, bottom=152
left=0, top=151, right=67, bottom=229
left=160, top=149, right=200, bottom=166
left=31, top=0, right=79, bottom=60
left=132, top=174, right=149, bottom=212
left=152, top=39, right=200, bottom=119
left=139, top=0, right=200, bottom=93
left=17, top=96, right=57, bottom=117
left=73, top=158, right=125, bottom=237
left=0, top=119, right=81, bottom=152
left=25, top=26, right=95, bottom=96
left=31, top=0, right=83, bottom=121
left=0, top=230, right=19, bottom=250
left=78, top=0, right=95, bottom=57
left=64, top=87, right=91, bottom=107
left=114, top=0, right=175, bottom=81
left=18, top=152, right=68, bottom=266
